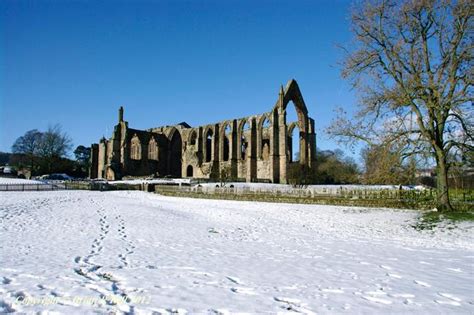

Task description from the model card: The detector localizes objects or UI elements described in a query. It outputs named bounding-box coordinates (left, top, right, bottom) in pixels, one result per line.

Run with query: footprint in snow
left=273, top=297, right=315, bottom=313
left=274, top=296, right=301, bottom=306
left=414, top=280, right=431, bottom=287
left=230, top=287, right=256, bottom=295
left=321, top=288, right=344, bottom=294
left=226, top=276, right=242, bottom=284
left=361, top=295, right=392, bottom=305
left=165, top=308, right=187, bottom=314
left=438, top=293, right=461, bottom=302
left=37, top=284, right=53, bottom=290
left=364, top=290, right=387, bottom=296
left=389, top=293, right=415, bottom=298
left=434, top=299, right=461, bottom=306
left=208, top=309, right=230, bottom=315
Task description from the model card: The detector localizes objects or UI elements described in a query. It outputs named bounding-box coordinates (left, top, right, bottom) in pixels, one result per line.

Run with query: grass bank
left=155, top=187, right=438, bottom=210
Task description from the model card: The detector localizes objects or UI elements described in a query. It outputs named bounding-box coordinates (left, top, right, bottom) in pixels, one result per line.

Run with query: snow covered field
left=0, top=190, right=473, bottom=314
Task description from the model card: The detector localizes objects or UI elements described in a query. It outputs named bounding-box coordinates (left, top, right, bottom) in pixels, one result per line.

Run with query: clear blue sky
left=1, top=0, right=358, bottom=156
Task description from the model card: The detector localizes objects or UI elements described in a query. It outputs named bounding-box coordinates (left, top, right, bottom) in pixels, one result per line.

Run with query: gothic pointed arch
left=274, top=79, right=309, bottom=132
left=257, top=113, right=272, bottom=160
left=203, top=126, right=214, bottom=162
left=187, top=129, right=198, bottom=147
left=148, top=136, right=159, bottom=160
left=130, top=134, right=142, bottom=160
left=167, top=128, right=182, bottom=177
left=238, top=118, right=251, bottom=160
left=220, top=121, right=232, bottom=162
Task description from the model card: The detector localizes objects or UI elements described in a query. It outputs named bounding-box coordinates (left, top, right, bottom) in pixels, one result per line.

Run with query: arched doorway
left=169, top=130, right=182, bottom=177
left=186, top=165, right=193, bottom=177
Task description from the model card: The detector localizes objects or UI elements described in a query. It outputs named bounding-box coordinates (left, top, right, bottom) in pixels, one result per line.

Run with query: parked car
left=37, top=173, right=74, bottom=181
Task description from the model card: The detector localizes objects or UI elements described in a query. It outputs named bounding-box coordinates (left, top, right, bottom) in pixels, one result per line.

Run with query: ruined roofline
left=143, top=79, right=307, bottom=131
left=118, top=79, right=309, bottom=133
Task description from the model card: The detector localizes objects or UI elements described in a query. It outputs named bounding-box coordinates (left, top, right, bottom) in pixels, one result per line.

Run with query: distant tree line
left=287, top=148, right=359, bottom=187
left=287, top=145, right=473, bottom=189
left=3, top=125, right=91, bottom=178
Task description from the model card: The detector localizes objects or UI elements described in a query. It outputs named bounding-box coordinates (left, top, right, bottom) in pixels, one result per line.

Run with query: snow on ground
left=0, top=178, right=44, bottom=185
left=195, top=182, right=427, bottom=193
left=105, top=178, right=426, bottom=192
left=0, top=190, right=473, bottom=314
left=110, top=178, right=192, bottom=185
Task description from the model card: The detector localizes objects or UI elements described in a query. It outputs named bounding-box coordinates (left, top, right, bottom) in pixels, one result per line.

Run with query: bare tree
left=37, top=124, right=73, bottom=173
left=11, top=129, right=43, bottom=173
left=361, top=143, right=415, bottom=185
left=329, top=0, right=473, bottom=211
left=37, top=125, right=72, bottom=158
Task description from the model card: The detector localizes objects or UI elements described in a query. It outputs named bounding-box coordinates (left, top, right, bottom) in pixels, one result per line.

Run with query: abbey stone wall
left=89, top=79, right=317, bottom=184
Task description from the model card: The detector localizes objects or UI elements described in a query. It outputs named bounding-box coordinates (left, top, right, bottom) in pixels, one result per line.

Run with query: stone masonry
left=89, top=79, right=317, bottom=183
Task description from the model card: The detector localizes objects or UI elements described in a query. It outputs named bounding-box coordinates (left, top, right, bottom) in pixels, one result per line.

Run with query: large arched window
left=130, top=135, right=142, bottom=160
left=286, top=101, right=301, bottom=163
left=148, top=137, right=159, bottom=160
left=205, top=129, right=213, bottom=162
left=223, top=124, right=231, bottom=161
left=240, top=121, right=250, bottom=160
left=288, top=123, right=300, bottom=162
left=189, top=130, right=197, bottom=147
left=260, top=116, right=271, bottom=161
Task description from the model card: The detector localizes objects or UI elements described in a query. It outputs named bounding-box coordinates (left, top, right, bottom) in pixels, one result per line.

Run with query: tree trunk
left=435, top=149, right=453, bottom=212
left=29, top=154, right=35, bottom=176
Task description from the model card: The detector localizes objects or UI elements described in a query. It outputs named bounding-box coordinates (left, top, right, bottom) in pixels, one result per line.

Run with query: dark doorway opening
left=169, top=131, right=182, bottom=177
left=186, top=165, right=193, bottom=177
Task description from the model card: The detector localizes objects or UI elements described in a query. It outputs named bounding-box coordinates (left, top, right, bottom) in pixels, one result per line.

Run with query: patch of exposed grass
left=413, top=209, right=474, bottom=231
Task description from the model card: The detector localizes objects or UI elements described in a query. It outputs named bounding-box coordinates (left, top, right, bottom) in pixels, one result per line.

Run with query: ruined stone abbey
left=89, top=79, right=316, bottom=183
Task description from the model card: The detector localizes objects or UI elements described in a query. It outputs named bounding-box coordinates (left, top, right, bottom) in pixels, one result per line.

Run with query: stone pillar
left=277, top=85, right=289, bottom=184
left=278, top=109, right=288, bottom=184
left=218, top=124, right=225, bottom=162
left=89, top=144, right=99, bottom=179
left=308, top=118, right=317, bottom=168
left=212, top=124, right=220, bottom=178
left=202, top=127, right=211, bottom=164
left=299, top=117, right=309, bottom=165
left=256, top=118, right=262, bottom=160
left=230, top=120, right=238, bottom=179
left=98, top=140, right=108, bottom=179
left=270, top=110, right=280, bottom=183
left=197, top=127, right=203, bottom=164
left=246, top=117, right=257, bottom=182
left=119, top=106, right=124, bottom=122
left=236, top=120, right=246, bottom=179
